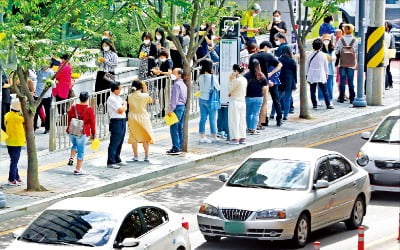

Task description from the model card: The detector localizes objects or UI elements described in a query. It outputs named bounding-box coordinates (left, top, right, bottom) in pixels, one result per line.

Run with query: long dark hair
left=322, top=40, right=334, bottom=53
left=101, top=39, right=117, bottom=53
left=155, top=27, right=167, bottom=48
left=200, top=59, right=213, bottom=74
left=249, top=59, right=265, bottom=81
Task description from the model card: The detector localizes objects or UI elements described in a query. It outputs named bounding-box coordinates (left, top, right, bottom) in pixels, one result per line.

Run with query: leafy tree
left=287, top=0, right=347, bottom=118
left=0, top=0, right=126, bottom=191
left=130, top=0, right=235, bottom=152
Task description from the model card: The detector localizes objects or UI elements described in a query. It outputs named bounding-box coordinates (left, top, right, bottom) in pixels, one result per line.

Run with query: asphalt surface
left=1, top=114, right=399, bottom=249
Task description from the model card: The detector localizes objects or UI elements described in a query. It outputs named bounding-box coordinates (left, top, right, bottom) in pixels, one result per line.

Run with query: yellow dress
left=127, top=91, right=154, bottom=144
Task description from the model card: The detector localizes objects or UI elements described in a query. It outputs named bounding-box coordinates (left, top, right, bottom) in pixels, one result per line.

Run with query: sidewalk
left=0, top=70, right=399, bottom=223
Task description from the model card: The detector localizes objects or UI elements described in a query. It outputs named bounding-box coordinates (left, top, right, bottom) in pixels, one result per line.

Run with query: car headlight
left=255, top=209, right=286, bottom=219
left=199, top=203, right=219, bottom=216
left=356, top=151, right=369, bottom=166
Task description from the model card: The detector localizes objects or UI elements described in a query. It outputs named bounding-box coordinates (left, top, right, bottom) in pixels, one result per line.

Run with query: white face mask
left=103, top=46, right=110, bottom=52
left=159, top=58, right=166, bottom=63
left=274, top=16, right=281, bottom=22
left=156, top=35, right=162, bottom=40
left=143, top=39, right=150, bottom=45
left=170, top=74, right=177, bottom=81
left=200, top=25, right=206, bottom=30
left=253, top=13, right=258, bottom=17
left=323, top=40, right=330, bottom=46
left=329, top=21, right=334, bottom=25
left=275, top=40, right=281, bottom=46
left=102, top=36, right=109, bottom=40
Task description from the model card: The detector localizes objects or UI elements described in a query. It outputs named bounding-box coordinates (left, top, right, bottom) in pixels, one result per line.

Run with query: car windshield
left=19, top=209, right=117, bottom=247
left=371, top=116, right=400, bottom=143
left=228, top=158, right=310, bottom=190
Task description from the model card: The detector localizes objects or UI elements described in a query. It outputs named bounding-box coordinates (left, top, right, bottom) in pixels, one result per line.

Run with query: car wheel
left=292, top=213, right=310, bottom=248
left=203, top=235, right=221, bottom=242
left=345, top=196, right=365, bottom=230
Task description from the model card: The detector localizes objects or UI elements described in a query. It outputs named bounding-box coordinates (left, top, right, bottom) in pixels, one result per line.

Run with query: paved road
left=0, top=115, right=399, bottom=249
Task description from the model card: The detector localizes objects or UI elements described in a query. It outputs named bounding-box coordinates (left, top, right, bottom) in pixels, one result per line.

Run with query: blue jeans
left=339, top=67, right=355, bottom=102
left=199, top=98, right=217, bottom=135
left=170, top=105, right=186, bottom=151
left=318, top=75, right=333, bottom=101
left=7, top=146, right=21, bottom=182
left=217, top=106, right=229, bottom=139
left=245, top=97, right=263, bottom=130
left=69, top=134, right=88, bottom=160
left=107, top=118, right=126, bottom=164
left=210, top=50, right=219, bottom=63
left=271, top=87, right=292, bottom=118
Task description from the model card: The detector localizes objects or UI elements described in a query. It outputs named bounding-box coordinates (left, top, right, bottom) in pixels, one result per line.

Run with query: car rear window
left=19, top=209, right=117, bottom=247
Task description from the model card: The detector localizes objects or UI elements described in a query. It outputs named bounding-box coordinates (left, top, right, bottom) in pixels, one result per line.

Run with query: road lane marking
left=0, top=226, right=25, bottom=237
left=364, top=233, right=398, bottom=249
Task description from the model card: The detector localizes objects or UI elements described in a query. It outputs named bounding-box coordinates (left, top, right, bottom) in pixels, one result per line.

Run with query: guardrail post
left=358, top=226, right=365, bottom=250
left=313, top=241, right=320, bottom=250
left=49, top=98, right=56, bottom=151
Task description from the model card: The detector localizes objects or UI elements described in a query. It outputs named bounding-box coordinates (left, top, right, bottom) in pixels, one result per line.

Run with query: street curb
left=0, top=104, right=398, bottom=222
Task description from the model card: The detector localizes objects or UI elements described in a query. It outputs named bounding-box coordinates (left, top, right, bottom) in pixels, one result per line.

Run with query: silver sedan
left=197, top=147, right=371, bottom=248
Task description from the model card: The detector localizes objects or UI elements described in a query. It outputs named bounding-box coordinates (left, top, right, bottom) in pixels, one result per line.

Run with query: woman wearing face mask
left=152, top=49, right=173, bottom=117
left=267, top=10, right=287, bottom=48
left=182, top=24, right=191, bottom=55
left=196, top=23, right=213, bottom=60
left=274, top=32, right=289, bottom=57
left=167, top=26, right=184, bottom=69
left=154, top=27, right=169, bottom=53
left=319, top=15, right=336, bottom=37
left=318, top=34, right=336, bottom=103
left=138, top=32, right=158, bottom=80
left=95, top=40, right=118, bottom=94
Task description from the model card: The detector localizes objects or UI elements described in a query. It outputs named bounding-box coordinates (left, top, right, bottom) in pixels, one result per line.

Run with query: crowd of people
left=1, top=4, right=397, bottom=181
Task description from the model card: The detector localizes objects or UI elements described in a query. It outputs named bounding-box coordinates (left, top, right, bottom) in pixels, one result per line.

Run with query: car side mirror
left=314, top=180, right=329, bottom=189
left=219, top=173, right=229, bottom=182
left=361, top=132, right=371, bottom=140
left=118, top=238, right=139, bottom=248
left=13, top=228, right=25, bottom=239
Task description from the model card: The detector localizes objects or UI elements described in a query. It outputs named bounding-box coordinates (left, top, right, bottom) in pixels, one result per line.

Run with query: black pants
left=1, top=102, right=10, bottom=131
left=34, top=97, right=51, bottom=131
left=386, top=60, right=393, bottom=89
left=269, top=85, right=282, bottom=121
left=107, top=118, right=126, bottom=165
left=310, top=82, right=330, bottom=107
left=95, top=71, right=114, bottom=108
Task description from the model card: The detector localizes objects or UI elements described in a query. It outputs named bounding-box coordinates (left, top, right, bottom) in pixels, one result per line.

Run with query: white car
left=197, top=148, right=370, bottom=248
left=7, top=197, right=191, bottom=250
left=356, top=109, right=400, bottom=192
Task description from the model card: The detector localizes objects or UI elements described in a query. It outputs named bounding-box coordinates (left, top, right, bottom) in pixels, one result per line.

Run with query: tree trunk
left=298, top=42, right=311, bottom=119
left=182, top=63, right=192, bottom=152
left=21, top=105, right=46, bottom=191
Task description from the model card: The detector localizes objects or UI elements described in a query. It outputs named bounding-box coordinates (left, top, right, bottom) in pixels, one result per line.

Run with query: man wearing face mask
left=319, top=15, right=336, bottom=37
left=166, top=68, right=187, bottom=155
left=267, top=10, right=287, bottom=48
left=241, top=3, right=262, bottom=46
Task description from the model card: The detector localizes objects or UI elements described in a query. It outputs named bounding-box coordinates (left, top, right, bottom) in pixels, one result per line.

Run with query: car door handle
left=352, top=181, right=357, bottom=186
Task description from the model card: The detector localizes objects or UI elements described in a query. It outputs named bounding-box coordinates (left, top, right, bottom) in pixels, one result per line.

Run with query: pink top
left=53, top=62, right=72, bottom=99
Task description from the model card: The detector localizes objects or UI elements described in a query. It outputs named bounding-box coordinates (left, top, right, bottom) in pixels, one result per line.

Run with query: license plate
left=224, top=221, right=246, bottom=234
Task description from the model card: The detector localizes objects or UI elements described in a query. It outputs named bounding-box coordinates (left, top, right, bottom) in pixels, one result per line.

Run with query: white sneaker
left=73, top=170, right=84, bottom=175
left=199, top=138, right=212, bottom=143
left=117, top=162, right=127, bottom=166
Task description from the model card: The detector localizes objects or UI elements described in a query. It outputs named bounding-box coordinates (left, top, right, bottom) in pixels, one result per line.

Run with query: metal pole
left=366, top=0, right=385, bottom=106
left=353, top=0, right=367, bottom=107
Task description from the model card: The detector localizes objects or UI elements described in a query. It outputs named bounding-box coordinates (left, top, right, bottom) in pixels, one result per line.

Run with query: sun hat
left=10, top=100, right=21, bottom=112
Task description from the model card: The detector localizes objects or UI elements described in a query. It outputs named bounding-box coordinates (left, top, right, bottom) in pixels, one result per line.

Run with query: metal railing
left=49, top=64, right=218, bottom=151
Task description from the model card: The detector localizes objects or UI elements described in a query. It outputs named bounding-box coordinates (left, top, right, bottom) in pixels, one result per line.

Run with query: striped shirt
left=98, top=50, right=118, bottom=73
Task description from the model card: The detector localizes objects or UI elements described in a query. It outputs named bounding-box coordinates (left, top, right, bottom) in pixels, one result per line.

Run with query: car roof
left=47, top=197, right=167, bottom=215
left=387, top=109, right=400, bottom=117
left=248, top=147, right=337, bottom=162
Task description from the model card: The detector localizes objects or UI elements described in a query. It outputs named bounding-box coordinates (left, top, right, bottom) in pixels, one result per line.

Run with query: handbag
left=103, top=72, right=115, bottom=82
left=208, top=75, right=221, bottom=110
left=69, top=104, right=88, bottom=137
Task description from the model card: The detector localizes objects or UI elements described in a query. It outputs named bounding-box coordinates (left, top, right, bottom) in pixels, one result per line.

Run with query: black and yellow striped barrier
left=365, top=26, right=385, bottom=68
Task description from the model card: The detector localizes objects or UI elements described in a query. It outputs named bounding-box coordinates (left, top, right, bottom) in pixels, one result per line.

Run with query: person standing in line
left=196, top=23, right=213, bottom=60
left=53, top=54, right=72, bottom=103
left=384, top=21, right=395, bottom=90
left=181, top=24, right=191, bottom=55
left=240, top=3, right=261, bottom=46
left=95, top=39, right=118, bottom=93
left=307, top=38, right=334, bottom=110
left=335, top=24, right=357, bottom=104
left=127, top=80, right=154, bottom=162
left=154, top=27, right=170, bottom=53
left=228, top=64, right=247, bottom=145
left=274, top=32, right=289, bottom=57
left=1, top=67, right=11, bottom=132
left=318, top=34, right=336, bottom=103
left=138, top=32, right=158, bottom=80
left=198, top=59, right=220, bottom=143
left=107, top=81, right=127, bottom=169
left=66, top=92, right=96, bottom=175
left=4, top=100, right=24, bottom=186
left=249, top=41, right=283, bottom=126
left=166, top=68, right=187, bottom=155
left=168, top=25, right=184, bottom=69
left=244, top=59, right=268, bottom=135
left=152, top=49, right=173, bottom=118
left=267, top=10, right=287, bottom=48
left=34, top=65, right=54, bottom=134
left=319, top=15, right=336, bottom=37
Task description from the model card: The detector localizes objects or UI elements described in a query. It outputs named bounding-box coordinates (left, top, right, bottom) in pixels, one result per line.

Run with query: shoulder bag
left=208, top=75, right=221, bottom=110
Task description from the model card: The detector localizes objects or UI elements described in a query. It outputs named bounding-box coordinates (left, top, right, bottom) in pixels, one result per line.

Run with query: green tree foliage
left=287, top=0, right=347, bottom=119
left=0, top=0, right=124, bottom=191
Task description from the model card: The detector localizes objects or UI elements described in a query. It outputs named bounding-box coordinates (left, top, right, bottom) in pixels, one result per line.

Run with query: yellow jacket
left=4, top=111, right=25, bottom=146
